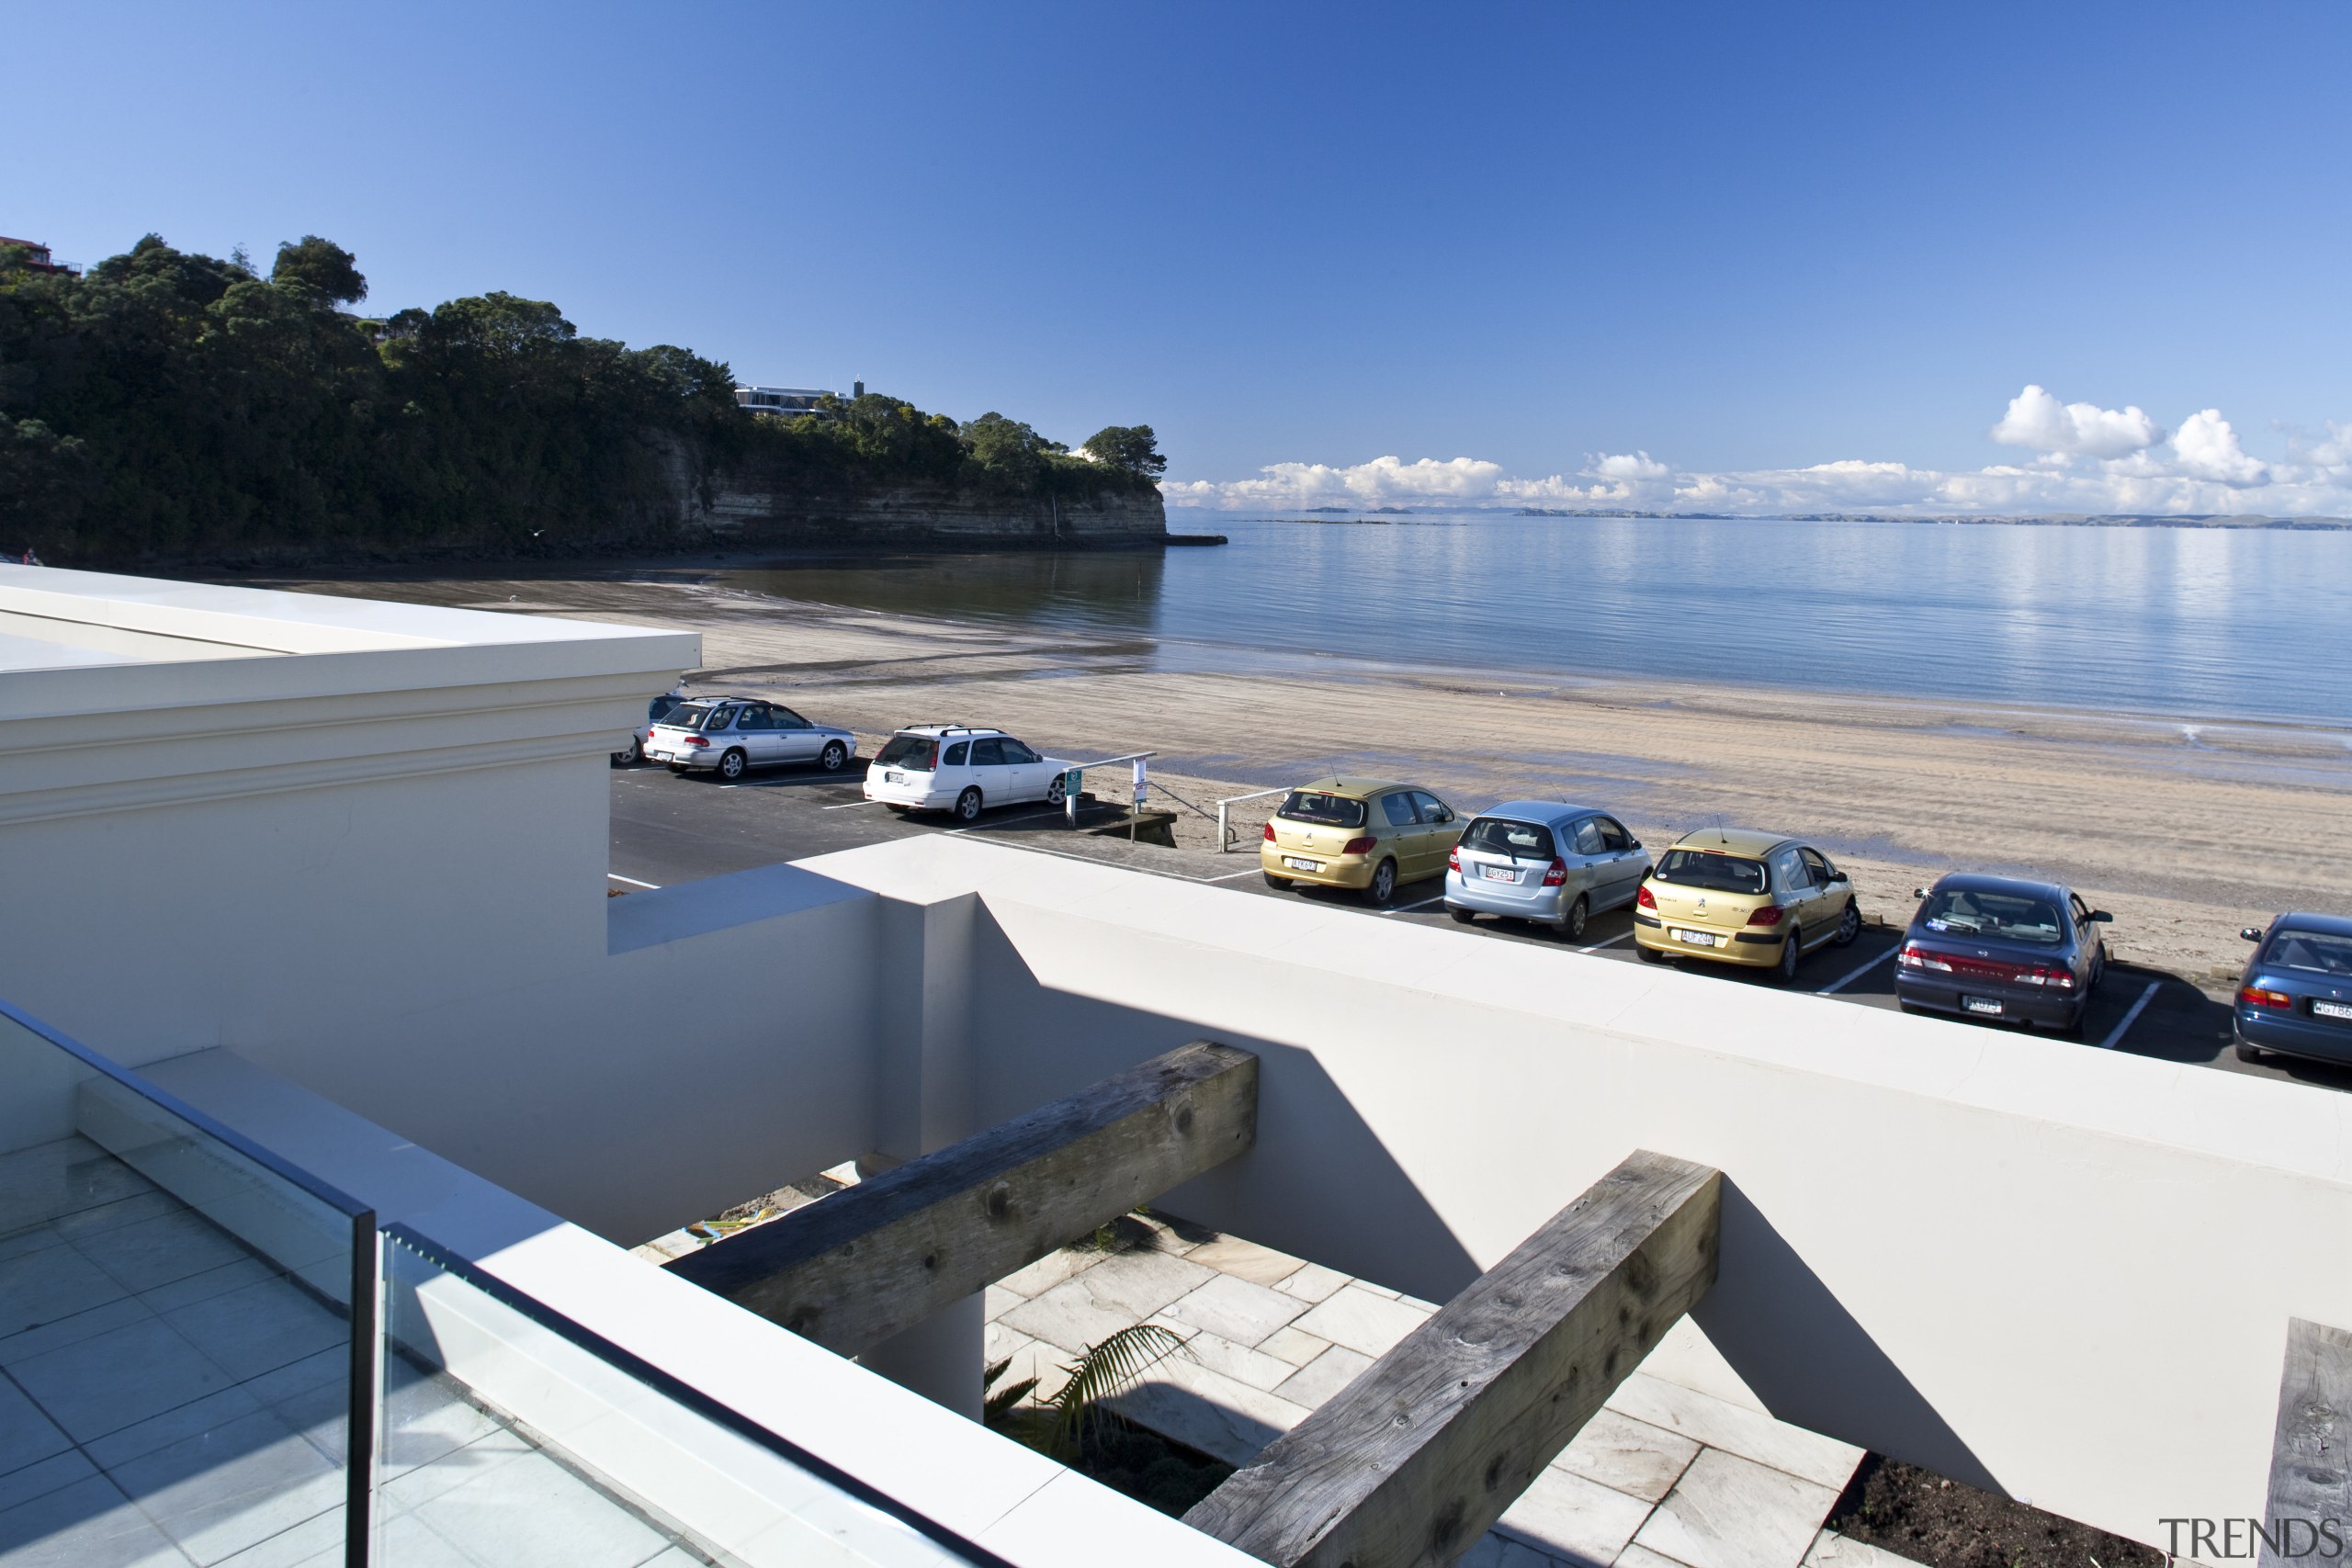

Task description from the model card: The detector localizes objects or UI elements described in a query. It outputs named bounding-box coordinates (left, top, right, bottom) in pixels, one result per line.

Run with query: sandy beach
left=265, top=563, right=2352, bottom=993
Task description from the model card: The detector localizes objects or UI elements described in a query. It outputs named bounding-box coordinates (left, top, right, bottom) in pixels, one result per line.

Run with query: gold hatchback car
left=1261, top=777, right=1465, bottom=905
left=1634, top=827, right=1861, bottom=982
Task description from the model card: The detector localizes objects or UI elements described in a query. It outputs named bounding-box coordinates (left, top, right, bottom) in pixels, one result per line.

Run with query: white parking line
left=1200, top=867, right=1266, bottom=883
left=821, top=799, right=888, bottom=810
left=1577, top=931, right=1634, bottom=953
left=2097, top=981, right=2162, bottom=1051
left=1381, top=895, right=1449, bottom=916
left=606, top=874, right=662, bottom=889
left=1817, top=946, right=1897, bottom=996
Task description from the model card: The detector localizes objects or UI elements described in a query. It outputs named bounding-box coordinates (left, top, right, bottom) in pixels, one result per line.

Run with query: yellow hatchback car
left=1634, top=827, right=1862, bottom=982
left=1261, top=777, right=1465, bottom=905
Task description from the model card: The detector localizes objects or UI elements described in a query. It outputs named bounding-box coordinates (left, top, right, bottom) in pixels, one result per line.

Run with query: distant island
left=0, top=234, right=1170, bottom=570
left=1516, top=507, right=2352, bottom=528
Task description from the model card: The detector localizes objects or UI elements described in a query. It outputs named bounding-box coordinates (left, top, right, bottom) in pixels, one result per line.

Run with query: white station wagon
left=646, top=697, right=858, bottom=782
left=864, top=724, right=1072, bottom=821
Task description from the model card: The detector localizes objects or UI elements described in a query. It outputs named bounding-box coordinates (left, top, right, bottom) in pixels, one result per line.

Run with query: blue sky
left=12, top=3, right=2352, bottom=513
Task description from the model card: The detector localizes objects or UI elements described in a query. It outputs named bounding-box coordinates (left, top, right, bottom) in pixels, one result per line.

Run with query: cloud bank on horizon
left=1165, top=386, right=2352, bottom=516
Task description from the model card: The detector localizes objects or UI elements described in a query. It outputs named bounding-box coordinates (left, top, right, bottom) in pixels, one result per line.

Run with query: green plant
left=1045, top=1324, right=1186, bottom=1459
left=983, top=1356, right=1038, bottom=1427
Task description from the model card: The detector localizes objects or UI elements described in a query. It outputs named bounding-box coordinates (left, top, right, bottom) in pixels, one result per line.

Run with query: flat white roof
left=0, top=563, right=682, bottom=673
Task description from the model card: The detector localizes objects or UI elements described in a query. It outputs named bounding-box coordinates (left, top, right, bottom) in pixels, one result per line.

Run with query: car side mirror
left=1912, top=886, right=1929, bottom=898
left=2088, top=910, right=2113, bottom=923
left=2240, top=926, right=2264, bottom=942
left=1629, top=840, right=1642, bottom=851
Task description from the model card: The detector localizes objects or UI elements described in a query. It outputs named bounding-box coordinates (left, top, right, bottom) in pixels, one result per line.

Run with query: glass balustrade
left=0, top=1000, right=1004, bottom=1568
left=0, top=999, right=373, bottom=1568
left=375, top=1225, right=1000, bottom=1567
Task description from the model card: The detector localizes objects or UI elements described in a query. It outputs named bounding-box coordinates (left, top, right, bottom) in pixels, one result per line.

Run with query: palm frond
left=1048, top=1323, right=1187, bottom=1455
left=985, top=1375, right=1040, bottom=1424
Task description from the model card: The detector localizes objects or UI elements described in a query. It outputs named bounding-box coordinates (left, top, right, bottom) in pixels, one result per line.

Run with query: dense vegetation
left=0, top=234, right=1161, bottom=566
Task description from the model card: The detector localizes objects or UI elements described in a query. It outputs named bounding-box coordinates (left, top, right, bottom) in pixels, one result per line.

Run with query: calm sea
left=718, top=513, right=2352, bottom=726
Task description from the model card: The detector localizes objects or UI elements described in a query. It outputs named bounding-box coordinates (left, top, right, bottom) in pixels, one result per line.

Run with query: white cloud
left=2165, top=408, right=2268, bottom=487
left=1989, top=384, right=2160, bottom=459
left=1167, top=388, right=2351, bottom=517
left=2308, top=421, right=2352, bottom=468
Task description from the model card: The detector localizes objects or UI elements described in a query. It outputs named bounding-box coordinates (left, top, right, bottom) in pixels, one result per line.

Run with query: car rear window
left=1655, top=849, right=1768, bottom=895
left=658, top=704, right=722, bottom=732
left=1278, top=791, right=1367, bottom=829
left=648, top=694, right=684, bottom=725
left=2268, top=930, right=2352, bottom=976
left=1462, top=818, right=1555, bottom=859
left=1918, top=888, right=2064, bottom=945
left=876, top=734, right=940, bottom=769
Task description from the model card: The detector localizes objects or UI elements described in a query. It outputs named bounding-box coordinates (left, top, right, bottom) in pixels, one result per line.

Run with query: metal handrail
left=1215, top=785, right=1292, bottom=852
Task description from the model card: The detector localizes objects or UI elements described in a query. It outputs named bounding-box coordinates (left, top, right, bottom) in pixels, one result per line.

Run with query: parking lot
left=608, top=759, right=2344, bottom=1092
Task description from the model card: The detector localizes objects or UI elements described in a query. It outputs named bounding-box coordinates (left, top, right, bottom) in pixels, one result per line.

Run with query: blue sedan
left=2233, top=913, right=2352, bottom=1066
left=1894, top=874, right=2111, bottom=1034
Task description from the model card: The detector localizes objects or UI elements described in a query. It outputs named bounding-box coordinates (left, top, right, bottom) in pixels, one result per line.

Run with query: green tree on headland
left=0, top=233, right=1156, bottom=567
left=270, top=235, right=368, bottom=305
left=1081, top=424, right=1165, bottom=479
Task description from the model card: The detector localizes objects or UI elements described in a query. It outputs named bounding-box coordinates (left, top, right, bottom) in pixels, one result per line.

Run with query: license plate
left=1672, top=929, right=1718, bottom=948
left=885, top=771, right=905, bottom=784
left=1283, top=857, right=1321, bottom=873
left=1479, top=865, right=1518, bottom=882
left=2314, top=1000, right=2352, bottom=1021
left=1963, top=996, right=2004, bottom=1015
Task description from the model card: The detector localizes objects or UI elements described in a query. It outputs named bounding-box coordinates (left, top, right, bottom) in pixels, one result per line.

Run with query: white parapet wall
left=0, top=566, right=897, bottom=1243
left=801, top=831, right=2352, bottom=1547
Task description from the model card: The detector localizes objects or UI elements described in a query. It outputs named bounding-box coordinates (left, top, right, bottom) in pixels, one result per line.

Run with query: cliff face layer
left=693, top=477, right=1168, bottom=549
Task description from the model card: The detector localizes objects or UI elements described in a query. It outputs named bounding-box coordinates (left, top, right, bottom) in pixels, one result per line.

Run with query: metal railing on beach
left=1216, top=786, right=1290, bottom=852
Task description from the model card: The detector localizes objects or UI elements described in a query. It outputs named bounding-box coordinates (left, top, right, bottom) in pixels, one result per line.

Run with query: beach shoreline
left=249, top=563, right=2352, bottom=993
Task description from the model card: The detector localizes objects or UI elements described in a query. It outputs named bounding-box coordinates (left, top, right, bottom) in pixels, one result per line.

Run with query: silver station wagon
left=1442, top=801, right=1651, bottom=941
left=645, top=697, right=857, bottom=782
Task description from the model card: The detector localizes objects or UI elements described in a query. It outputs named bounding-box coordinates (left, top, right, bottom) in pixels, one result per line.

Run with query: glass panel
left=0, top=1001, right=370, bottom=1568
left=377, top=1227, right=991, bottom=1567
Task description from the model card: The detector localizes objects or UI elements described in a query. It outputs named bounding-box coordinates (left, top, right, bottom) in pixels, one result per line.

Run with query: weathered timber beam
left=1184, top=1150, right=1720, bottom=1568
left=2264, top=1318, right=2352, bottom=1566
left=664, top=1040, right=1257, bottom=1357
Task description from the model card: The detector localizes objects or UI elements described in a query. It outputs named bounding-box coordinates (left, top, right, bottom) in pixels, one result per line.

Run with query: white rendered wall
left=0, top=570, right=896, bottom=1246
left=803, top=832, right=2352, bottom=1548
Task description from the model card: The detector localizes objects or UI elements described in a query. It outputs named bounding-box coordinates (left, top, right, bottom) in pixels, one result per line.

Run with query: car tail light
left=1746, top=905, right=1785, bottom=927
left=1636, top=885, right=1656, bottom=909
left=1340, top=836, right=1376, bottom=856
left=1541, top=857, right=1568, bottom=886
left=1899, top=943, right=1952, bottom=972
left=1447, top=846, right=1461, bottom=874
left=2241, top=986, right=2295, bottom=1011
left=1263, top=823, right=1276, bottom=842
left=684, top=736, right=708, bottom=748
left=2017, top=965, right=2076, bottom=988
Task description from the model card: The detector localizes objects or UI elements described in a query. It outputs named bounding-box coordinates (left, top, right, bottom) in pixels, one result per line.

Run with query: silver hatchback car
left=1444, top=801, right=1652, bottom=941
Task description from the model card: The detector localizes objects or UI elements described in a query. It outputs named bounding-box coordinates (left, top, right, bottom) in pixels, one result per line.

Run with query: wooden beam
left=1184, top=1150, right=1720, bottom=1568
left=2265, top=1318, right=2352, bottom=1564
left=664, top=1041, right=1256, bottom=1356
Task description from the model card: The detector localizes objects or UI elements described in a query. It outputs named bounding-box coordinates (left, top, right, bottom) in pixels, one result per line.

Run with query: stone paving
left=639, top=1180, right=1926, bottom=1568
left=986, top=1213, right=1891, bottom=1568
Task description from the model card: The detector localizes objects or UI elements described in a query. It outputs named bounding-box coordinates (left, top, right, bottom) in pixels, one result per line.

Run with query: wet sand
left=263, top=564, right=2352, bottom=992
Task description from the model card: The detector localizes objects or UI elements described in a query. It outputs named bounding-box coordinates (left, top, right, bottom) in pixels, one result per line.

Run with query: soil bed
left=1827, top=1456, right=2162, bottom=1568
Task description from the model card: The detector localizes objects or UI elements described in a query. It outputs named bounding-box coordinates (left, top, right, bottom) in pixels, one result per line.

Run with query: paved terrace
left=644, top=1192, right=1919, bottom=1568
